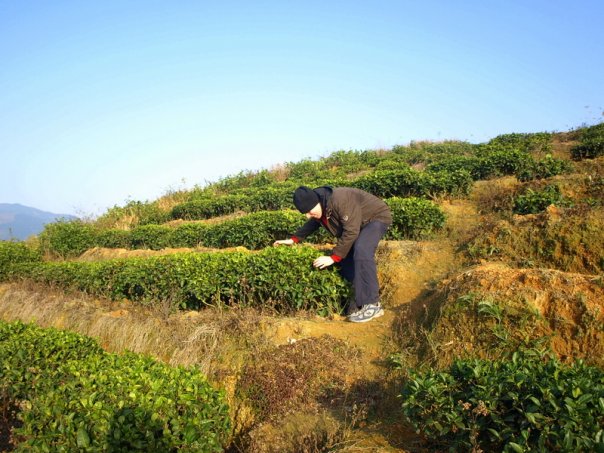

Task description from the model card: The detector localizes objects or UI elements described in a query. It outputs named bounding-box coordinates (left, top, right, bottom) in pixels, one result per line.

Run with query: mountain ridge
left=0, top=203, right=77, bottom=241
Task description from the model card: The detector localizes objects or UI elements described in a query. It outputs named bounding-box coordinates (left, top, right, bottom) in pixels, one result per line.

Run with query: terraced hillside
left=1, top=123, right=603, bottom=452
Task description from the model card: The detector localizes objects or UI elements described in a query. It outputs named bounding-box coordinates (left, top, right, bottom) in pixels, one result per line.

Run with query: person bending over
left=274, top=185, right=391, bottom=323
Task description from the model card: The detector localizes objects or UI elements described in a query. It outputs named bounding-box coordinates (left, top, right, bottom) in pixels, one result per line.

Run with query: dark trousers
left=338, top=221, right=389, bottom=309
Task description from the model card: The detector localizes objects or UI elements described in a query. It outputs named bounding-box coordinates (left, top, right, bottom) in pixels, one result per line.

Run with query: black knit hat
left=293, top=186, right=319, bottom=213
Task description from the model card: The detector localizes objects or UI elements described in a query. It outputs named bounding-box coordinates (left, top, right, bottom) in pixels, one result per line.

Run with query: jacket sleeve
left=292, top=219, right=321, bottom=241
left=332, top=197, right=362, bottom=259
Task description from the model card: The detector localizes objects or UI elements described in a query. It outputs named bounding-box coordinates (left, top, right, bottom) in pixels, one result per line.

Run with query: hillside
left=0, top=203, right=76, bottom=241
left=1, top=124, right=603, bottom=452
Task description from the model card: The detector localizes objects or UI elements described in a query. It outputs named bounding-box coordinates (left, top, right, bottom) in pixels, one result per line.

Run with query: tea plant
left=0, top=241, right=42, bottom=281
left=400, top=348, right=604, bottom=452
left=571, top=122, right=604, bottom=160
left=513, top=185, right=567, bottom=214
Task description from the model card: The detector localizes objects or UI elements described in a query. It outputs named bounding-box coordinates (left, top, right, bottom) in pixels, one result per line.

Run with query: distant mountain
left=0, top=203, right=77, bottom=241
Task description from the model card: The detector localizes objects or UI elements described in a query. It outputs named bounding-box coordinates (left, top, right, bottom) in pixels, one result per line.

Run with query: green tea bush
left=15, top=246, right=350, bottom=315
left=168, top=222, right=209, bottom=248
left=473, top=149, right=533, bottom=180
left=130, top=224, right=173, bottom=250
left=0, top=320, right=230, bottom=452
left=571, top=123, right=604, bottom=160
left=0, top=241, right=42, bottom=281
left=401, top=349, right=604, bottom=452
left=171, top=194, right=248, bottom=220
left=516, top=155, right=572, bottom=181
left=513, top=185, right=565, bottom=215
left=96, top=228, right=132, bottom=249
left=385, top=197, right=446, bottom=240
left=38, top=220, right=97, bottom=259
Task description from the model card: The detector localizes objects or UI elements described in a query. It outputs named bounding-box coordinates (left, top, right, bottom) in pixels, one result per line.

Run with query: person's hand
left=273, top=238, right=294, bottom=246
left=313, top=255, right=335, bottom=269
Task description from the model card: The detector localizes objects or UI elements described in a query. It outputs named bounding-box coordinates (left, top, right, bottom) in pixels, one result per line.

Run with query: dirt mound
left=466, top=205, right=604, bottom=274
left=396, top=263, right=604, bottom=369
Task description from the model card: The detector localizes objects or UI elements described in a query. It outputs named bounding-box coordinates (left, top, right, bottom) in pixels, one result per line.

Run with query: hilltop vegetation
left=1, top=123, right=603, bottom=451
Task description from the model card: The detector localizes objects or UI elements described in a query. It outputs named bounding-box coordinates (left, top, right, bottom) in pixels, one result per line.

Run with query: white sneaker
left=348, top=303, right=384, bottom=323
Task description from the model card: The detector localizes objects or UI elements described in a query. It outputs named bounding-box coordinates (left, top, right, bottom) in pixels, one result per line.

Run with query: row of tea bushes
left=8, top=246, right=351, bottom=315
left=425, top=149, right=570, bottom=182
left=0, top=320, right=230, bottom=452
left=171, top=167, right=471, bottom=221
left=38, top=198, right=445, bottom=258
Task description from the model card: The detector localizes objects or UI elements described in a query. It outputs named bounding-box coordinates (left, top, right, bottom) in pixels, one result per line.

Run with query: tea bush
left=401, top=348, right=604, bottom=452
left=0, top=320, right=230, bottom=452
left=513, top=185, right=566, bottom=215
left=571, top=123, right=604, bottom=160
left=13, top=246, right=351, bottom=315
left=38, top=220, right=97, bottom=258
left=385, top=197, right=445, bottom=240
left=516, top=155, right=572, bottom=181
left=0, top=241, right=42, bottom=281
left=487, top=132, right=553, bottom=153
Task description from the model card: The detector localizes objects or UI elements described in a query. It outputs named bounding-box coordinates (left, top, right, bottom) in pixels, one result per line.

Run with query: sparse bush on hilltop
left=571, top=122, right=604, bottom=160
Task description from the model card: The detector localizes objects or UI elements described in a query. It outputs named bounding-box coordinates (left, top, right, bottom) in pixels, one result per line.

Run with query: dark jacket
left=293, top=186, right=392, bottom=259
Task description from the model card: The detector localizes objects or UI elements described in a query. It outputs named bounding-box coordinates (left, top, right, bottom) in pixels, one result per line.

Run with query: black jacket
left=293, top=186, right=392, bottom=259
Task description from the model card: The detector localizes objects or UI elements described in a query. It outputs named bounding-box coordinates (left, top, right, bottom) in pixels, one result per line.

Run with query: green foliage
left=385, top=197, right=446, bottom=240
left=400, top=348, right=604, bottom=452
left=571, top=123, right=604, bottom=160
left=516, top=155, right=572, bottom=181
left=130, top=224, right=174, bottom=250
left=13, top=246, right=351, bottom=315
left=513, top=185, right=566, bottom=215
left=171, top=194, right=249, bottom=220
left=38, top=220, right=97, bottom=259
left=96, top=200, right=170, bottom=228
left=352, top=168, right=472, bottom=198
left=96, top=229, right=132, bottom=249
left=0, top=320, right=230, bottom=452
left=487, top=132, right=553, bottom=153
left=0, top=241, right=42, bottom=281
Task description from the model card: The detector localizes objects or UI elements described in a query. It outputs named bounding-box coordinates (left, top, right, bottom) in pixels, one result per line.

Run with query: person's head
left=293, top=186, right=322, bottom=219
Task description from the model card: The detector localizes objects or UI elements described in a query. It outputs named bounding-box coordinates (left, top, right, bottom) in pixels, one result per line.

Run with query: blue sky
left=1, top=1, right=603, bottom=216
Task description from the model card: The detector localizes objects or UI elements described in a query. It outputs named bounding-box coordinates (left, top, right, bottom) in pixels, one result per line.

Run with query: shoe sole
left=348, top=308, right=384, bottom=323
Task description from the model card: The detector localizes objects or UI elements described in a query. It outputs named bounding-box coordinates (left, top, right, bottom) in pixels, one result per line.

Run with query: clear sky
left=1, top=1, right=603, bottom=216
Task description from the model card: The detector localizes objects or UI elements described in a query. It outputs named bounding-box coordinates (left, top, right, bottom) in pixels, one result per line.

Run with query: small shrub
left=0, top=241, right=42, bottom=281
left=513, top=185, right=566, bottom=215
left=385, top=197, right=445, bottom=239
left=516, top=155, right=572, bottom=181
left=237, top=336, right=357, bottom=420
left=38, top=220, right=97, bottom=258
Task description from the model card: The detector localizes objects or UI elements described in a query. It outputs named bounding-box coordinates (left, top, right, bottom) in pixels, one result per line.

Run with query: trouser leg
left=338, top=221, right=388, bottom=309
